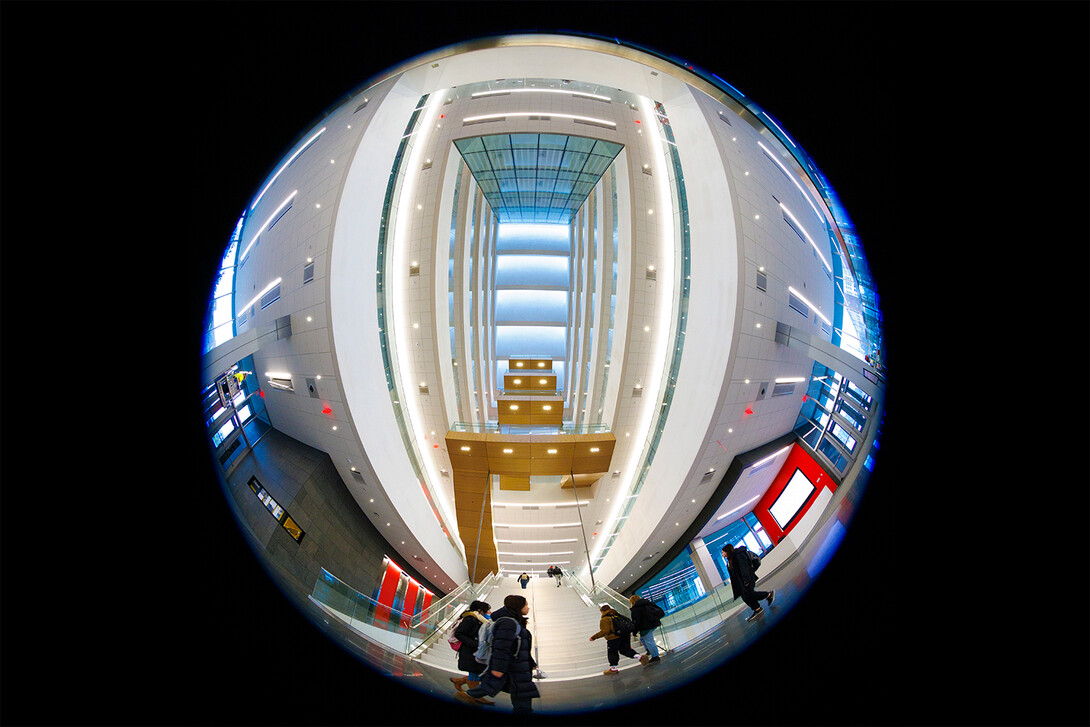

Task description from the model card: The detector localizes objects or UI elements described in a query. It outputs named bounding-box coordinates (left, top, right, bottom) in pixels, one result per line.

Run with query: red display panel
left=753, top=444, right=835, bottom=544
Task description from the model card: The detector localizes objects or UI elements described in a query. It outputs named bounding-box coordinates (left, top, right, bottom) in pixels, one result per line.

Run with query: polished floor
left=305, top=559, right=807, bottom=716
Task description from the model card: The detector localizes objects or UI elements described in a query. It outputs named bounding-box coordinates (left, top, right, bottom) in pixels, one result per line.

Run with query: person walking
left=456, top=594, right=540, bottom=714
left=722, top=542, right=775, bottom=622
left=628, top=594, right=664, bottom=663
left=589, top=603, right=649, bottom=674
left=548, top=565, right=563, bottom=587
left=449, top=600, right=494, bottom=704
left=517, top=572, right=531, bottom=589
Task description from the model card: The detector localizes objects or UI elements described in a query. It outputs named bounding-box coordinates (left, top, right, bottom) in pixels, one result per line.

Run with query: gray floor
left=308, top=565, right=801, bottom=716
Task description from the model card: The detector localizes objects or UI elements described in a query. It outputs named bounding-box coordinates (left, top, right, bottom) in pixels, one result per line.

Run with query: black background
left=2, top=2, right=1086, bottom=725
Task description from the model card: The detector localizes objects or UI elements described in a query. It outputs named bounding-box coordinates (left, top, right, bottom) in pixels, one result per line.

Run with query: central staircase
left=415, top=575, right=656, bottom=680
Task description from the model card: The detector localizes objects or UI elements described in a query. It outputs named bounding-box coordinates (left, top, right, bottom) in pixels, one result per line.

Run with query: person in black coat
left=722, top=543, right=775, bottom=622
left=449, top=600, right=492, bottom=702
left=456, top=594, right=540, bottom=713
left=628, top=594, right=663, bottom=662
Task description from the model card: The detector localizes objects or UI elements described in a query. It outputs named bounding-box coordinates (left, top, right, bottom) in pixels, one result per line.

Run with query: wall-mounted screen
left=769, top=468, right=815, bottom=529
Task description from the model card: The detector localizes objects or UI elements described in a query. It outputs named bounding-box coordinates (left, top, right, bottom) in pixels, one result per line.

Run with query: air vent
left=418, top=384, right=429, bottom=395
left=259, top=283, right=281, bottom=310
left=306, top=377, right=320, bottom=398
left=771, top=383, right=796, bottom=397
left=775, top=322, right=792, bottom=346
left=632, top=386, right=643, bottom=397
left=421, top=160, right=432, bottom=171
left=524, top=506, right=539, bottom=510
left=574, top=118, right=615, bottom=129
left=528, top=115, right=551, bottom=121
left=645, top=269, right=657, bottom=281
left=351, top=470, right=365, bottom=483
left=354, top=99, right=368, bottom=113
left=464, top=116, right=504, bottom=125
left=701, top=470, right=716, bottom=482
left=642, top=165, right=653, bottom=176
left=267, top=377, right=294, bottom=392
left=303, top=261, right=315, bottom=284
left=756, top=269, right=767, bottom=292
left=409, top=263, right=420, bottom=276
left=821, top=320, right=831, bottom=336
left=718, top=112, right=733, bottom=126
left=788, top=291, right=809, bottom=319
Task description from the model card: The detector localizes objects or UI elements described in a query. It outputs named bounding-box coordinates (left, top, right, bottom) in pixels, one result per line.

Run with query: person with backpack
left=547, top=565, right=562, bottom=587
left=722, top=542, right=775, bottom=622
left=517, top=572, right=531, bottom=589
left=628, top=594, right=664, bottom=662
left=449, top=600, right=494, bottom=704
left=589, top=603, right=649, bottom=674
left=456, top=594, right=540, bottom=713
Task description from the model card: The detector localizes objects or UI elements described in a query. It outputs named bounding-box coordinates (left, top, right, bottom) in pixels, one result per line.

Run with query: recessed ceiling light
left=460, top=446, right=471, bottom=451
left=510, top=405, right=519, bottom=410
left=547, top=449, right=557, bottom=454
left=590, top=447, right=599, bottom=453
left=543, top=405, right=552, bottom=411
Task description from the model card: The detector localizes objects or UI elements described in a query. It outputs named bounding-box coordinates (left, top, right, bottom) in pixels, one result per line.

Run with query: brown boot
left=450, top=676, right=468, bottom=691
left=465, top=682, right=495, bottom=705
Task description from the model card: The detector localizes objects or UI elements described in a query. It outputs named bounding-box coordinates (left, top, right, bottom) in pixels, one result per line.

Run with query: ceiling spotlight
left=460, top=446, right=471, bottom=451
left=513, top=379, right=521, bottom=384
left=510, top=405, right=519, bottom=410
left=547, top=449, right=558, bottom=454
left=516, top=362, right=524, bottom=367
left=543, top=405, right=552, bottom=411
left=503, top=448, right=513, bottom=454
left=590, top=447, right=600, bottom=453
left=539, top=379, right=547, bottom=384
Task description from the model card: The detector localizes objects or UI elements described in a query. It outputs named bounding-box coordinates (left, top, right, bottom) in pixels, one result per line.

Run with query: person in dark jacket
left=628, top=594, right=662, bottom=662
left=456, top=594, right=540, bottom=713
left=518, top=572, right=531, bottom=589
left=723, top=543, right=775, bottom=622
left=548, top=565, right=563, bottom=586
left=449, top=600, right=493, bottom=704
left=590, top=603, right=649, bottom=674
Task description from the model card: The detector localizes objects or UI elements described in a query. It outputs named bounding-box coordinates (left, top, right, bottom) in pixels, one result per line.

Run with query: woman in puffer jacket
left=456, top=594, right=540, bottom=713
left=450, top=600, right=493, bottom=703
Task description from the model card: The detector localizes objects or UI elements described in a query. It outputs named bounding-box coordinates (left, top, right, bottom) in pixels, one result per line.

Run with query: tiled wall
left=224, top=428, right=440, bottom=602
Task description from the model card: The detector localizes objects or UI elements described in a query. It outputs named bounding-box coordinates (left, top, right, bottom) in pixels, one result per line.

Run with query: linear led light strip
left=757, top=141, right=824, bottom=223
left=499, top=561, right=571, bottom=566
left=239, top=190, right=298, bottom=262
left=240, top=277, right=282, bottom=312
left=250, top=128, right=325, bottom=210
left=492, top=501, right=588, bottom=508
left=716, top=495, right=762, bottom=522
left=462, top=112, right=616, bottom=127
left=780, top=203, right=832, bottom=272
left=498, top=551, right=575, bottom=556
left=495, top=539, right=579, bottom=544
left=752, top=444, right=793, bottom=470
left=493, top=522, right=582, bottom=528
left=788, top=286, right=832, bottom=326
left=471, top=88, right=612, bottom=102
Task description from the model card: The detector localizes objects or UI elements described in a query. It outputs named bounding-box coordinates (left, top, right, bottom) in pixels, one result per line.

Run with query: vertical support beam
left=688, top=537, right=723, bottom=592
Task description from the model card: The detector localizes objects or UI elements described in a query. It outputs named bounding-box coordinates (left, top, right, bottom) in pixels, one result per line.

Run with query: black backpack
left=646, top=602, right=665, bottom=621
left=610, top=612, right=637, bottom=635
left=747, top=549, right=762, bottom=572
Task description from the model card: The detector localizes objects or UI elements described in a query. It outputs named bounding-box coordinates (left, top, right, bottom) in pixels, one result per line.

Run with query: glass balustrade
left=309, top=568, right=501, bottom=656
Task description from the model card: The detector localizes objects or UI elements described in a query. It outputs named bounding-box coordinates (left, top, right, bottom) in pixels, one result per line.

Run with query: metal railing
left=567, top=572, right=671, bottom=652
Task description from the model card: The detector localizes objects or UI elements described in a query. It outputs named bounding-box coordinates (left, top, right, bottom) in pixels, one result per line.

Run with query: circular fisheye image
left=197, top=32, right=886, bottom=716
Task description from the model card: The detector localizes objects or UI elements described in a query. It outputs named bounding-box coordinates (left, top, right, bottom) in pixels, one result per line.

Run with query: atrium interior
left=198, top=32, right=887, bottom=714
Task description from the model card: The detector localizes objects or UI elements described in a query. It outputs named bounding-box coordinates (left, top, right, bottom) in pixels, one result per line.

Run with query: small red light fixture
left=322, top=406, right=332, bottom=415
left=744, top=406, right=753, bottom=416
